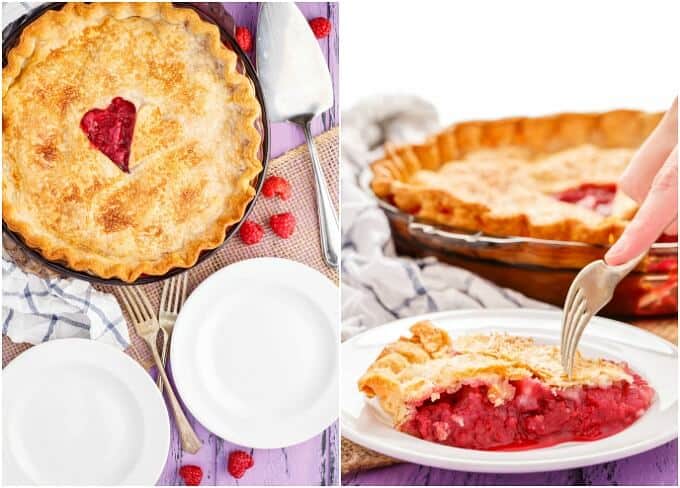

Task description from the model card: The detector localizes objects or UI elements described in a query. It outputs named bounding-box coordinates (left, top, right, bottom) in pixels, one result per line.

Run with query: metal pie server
left=256, top=2, right=339, bottom=268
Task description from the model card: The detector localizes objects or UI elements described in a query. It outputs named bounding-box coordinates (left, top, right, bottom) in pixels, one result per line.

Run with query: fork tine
left=133, top=286, right=156, bottom=321
left=566, top=311, right=593, bottom=374
left=172, top=273, right=186, bottom=314
left=129, top=287, right=147, bottom=319
left=160, top=278, right=170, bottom=313
left=564, top=297, right=587, bottom=350
left=561, top=289, right=584, bottom=353
left=562, top=293, right=587, bottom=369
left=168, top=276, right=177, bottom=313
left=563, top=282, right=580, bottom=319
left=120, top=287, right=143, bottom=323
left=563, top=295, right=586, bottom=352
left=118, top=289, right=139, bottom=323
left=163, top=276, right=174, bottom=314
left=560, top=285, right=580, bottom=350
left=181, top=273, right=188, bottom=306
left=127, top=287, right=147, bottom=320
left=173, top=275, right=184, bottom=313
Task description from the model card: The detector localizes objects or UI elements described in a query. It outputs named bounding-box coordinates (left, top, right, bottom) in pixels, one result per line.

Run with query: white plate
left=342, top=309, right=678, bottom=473
left=171, top=257, right=338, bottom=448
left=2, top=339, right=170, bottom=485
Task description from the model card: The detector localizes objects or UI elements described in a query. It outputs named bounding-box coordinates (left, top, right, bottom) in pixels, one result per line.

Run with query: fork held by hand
left=118, top=286, right=201, bottom=454
left=560, top=252, right=647, bottom=377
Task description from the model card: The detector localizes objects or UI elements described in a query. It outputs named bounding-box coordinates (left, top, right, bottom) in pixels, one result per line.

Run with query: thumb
left=605, top=147, right=678, bottom=265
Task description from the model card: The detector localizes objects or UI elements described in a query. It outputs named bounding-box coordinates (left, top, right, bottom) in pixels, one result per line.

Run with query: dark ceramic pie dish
left=2, top=2, right=270, bottom=286
left=359, top=168, right=678, bottom=317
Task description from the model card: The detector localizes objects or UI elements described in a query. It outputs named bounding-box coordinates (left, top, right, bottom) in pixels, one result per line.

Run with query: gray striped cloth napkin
left=341, top=96, right=551, bottom=340
left=2, top=259, right=129, bottom=349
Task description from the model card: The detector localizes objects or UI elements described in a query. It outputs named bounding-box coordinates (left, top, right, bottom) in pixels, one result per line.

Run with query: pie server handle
left=299, top=118, right=340, bottom=268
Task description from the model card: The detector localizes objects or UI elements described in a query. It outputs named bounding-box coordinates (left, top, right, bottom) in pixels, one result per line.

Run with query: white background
left=340, top=0, right=679, bottom=122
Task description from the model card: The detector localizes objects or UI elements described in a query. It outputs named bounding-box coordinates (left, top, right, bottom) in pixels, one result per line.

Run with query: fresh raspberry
left=261, top=176, right=292, bottom=200
left=235, top=26, right=253, bottom=52
left=269, top=212, right=296, bottom=239
left=179, top=465, right=203, bottom=486
left=309, top=17, right=332, bottom=39
left=239, top=220, right=264, bottom=245
left=227, top=450, right=254, bottom=479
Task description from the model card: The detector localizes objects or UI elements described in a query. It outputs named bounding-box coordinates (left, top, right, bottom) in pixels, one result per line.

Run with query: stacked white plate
left=3, top=339, right=170, bottom=485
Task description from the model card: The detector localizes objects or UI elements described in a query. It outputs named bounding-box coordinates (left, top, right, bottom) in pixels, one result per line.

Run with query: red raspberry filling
left=80, top=97, right=136, bottom=173
left=554, top=183, right=617, bottom=216
left=401, top=375, right=654, bottom=450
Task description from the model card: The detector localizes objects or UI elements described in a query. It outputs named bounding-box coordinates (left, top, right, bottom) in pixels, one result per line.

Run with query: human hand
left=605, top=98, right=678, bottom=265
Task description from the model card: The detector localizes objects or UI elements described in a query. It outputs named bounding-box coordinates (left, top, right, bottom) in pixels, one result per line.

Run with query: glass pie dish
left=1, top=3, right=271, bottom=286
left=359, top=168, right=678, bottom=317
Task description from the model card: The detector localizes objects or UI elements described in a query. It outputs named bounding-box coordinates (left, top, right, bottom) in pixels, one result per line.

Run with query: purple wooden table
left=156, top=3, right=339, bottom=485
left=342, top=438, right=678, bottom=485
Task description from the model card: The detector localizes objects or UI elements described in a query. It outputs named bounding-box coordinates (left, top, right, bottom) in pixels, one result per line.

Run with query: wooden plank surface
left=154, top=3, right=340, bottom=485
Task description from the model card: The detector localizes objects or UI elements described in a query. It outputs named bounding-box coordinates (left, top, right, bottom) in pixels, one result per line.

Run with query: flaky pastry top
left=358, top=321, right=633, bottom=427
left=3, top=3, right=262, bottom=281
left=370, top=111, right=662, bottom=245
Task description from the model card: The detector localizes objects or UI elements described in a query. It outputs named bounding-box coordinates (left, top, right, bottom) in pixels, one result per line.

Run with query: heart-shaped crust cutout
left=80, top=97, right=136, bottom=173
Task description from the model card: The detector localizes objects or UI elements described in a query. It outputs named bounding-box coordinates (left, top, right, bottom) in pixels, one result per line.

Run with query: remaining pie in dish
left=371, top=111, right=663, bottom=245
left=3, top=3, right=262, bottom=282
left=358, top=321, right=654, bottom=450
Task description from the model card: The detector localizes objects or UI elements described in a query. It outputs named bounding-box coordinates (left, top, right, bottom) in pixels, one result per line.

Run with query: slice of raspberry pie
left=358, top=321, right=654, bottom=450
left=2, top=3, right=262, bottom=281
left=370, top=111, right=663, bottom=245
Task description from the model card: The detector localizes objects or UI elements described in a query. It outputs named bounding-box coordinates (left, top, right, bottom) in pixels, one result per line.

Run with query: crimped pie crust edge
left=2, top=2, right=262, bottom=282
left=370, top=110, right=663, bottom=245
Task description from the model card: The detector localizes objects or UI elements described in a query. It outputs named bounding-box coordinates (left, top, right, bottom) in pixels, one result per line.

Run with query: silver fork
left=118, top=286, right=202, bottom=454
left=560, top=252, right=647, bottom=376
left=157, top=273, right=188, bottom=393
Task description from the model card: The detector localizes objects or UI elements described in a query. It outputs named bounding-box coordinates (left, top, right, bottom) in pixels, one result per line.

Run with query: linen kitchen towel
left=341, top=96, right=551, bottom=340
left=2, top=259, right=130, bottom=349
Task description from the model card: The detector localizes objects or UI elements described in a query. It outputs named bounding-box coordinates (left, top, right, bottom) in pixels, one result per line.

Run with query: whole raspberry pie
left=358, top=321, right=654, bottom=450
left=2, top=3, right=262, bottom=282
left=371, top=111, right=663, bottom=245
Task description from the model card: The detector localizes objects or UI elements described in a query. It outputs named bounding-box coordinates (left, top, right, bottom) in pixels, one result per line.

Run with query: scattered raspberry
left=309, top=17, right=332, bottom=39
left=228, top=450, right=254, bottom=479
left=269, top=212, right=296, bottom=239
left=235, top=26, right=253, bottom=51
left=261, top=176, right=292, bottom=200
left=179, top=465, right=203, bottom=486
left=239, top=220, right=264, bottom=245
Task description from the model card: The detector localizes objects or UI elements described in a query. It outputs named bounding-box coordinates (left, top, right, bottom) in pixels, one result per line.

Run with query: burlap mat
left=341, top=438, right=398, bottom=475
left=3, top=127, right=339, bottom=369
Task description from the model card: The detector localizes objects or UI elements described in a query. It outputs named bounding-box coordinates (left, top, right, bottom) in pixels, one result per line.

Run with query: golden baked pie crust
left=358, top=321, right=634, bottom=427
left=3, top=3, right=262, bottom=282
left=370, top=111, right=663, bottom=245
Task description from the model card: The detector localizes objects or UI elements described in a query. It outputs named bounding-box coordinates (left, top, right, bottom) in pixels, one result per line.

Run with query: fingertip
left=604, top=246, right=627, bottom=266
